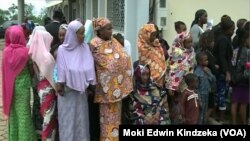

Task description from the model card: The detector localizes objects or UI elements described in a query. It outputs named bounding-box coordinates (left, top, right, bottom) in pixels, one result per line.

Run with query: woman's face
left=76, top=26, right=85, bottom=44
left=58, top=29, right=66, bottom=43
left=227, top=25, right=235, bottom=37
left=184, top=36, right=193, bottom=49
left=200, top=12, right=208, bottom=24
left=99, top=23, right=113, bottom=41
left=141, top=68, right=150, bottom=85
left=150, top=31, right=157, bottom=43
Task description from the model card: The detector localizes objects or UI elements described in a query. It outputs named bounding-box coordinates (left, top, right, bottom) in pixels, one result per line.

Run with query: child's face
left=141, top=68, right=150, bottom=85
left=176, top=24, right=187, bottom=34
left=58, top=29, right=66, bottom=43
left=200, top=55, right=209, bottom=67
left=184, top=36, right=192, bottom=49
left=189, top=79, right=198, bottom=90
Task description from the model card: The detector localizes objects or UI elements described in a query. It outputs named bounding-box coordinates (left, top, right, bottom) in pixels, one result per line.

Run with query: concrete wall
left=124, top=0, right=149, bottom=63
left=162, top=0, right=250, bottom=45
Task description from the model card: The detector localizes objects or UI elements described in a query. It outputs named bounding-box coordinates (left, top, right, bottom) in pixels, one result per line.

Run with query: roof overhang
left=45, top=0, right=63, bottom=8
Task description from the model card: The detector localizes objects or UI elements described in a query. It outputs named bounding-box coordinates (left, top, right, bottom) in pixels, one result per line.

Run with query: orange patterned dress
left=90, top=36, right=133, bottom=141
left=137, top=24, right=166, bottom=87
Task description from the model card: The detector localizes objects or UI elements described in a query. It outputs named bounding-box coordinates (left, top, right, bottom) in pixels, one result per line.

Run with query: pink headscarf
left=172, top=32, right=191, bottom=48
left=28, top=26, right=56, bottom=89
left=2, top=25, right=29, bottom=117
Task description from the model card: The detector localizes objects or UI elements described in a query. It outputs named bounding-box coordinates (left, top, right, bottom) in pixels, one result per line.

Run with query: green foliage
left=0, top=3, right=47, bottom=25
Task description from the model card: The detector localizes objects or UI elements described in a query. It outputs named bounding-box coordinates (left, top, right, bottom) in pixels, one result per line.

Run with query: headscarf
left=92, top=17, right=111, bottom=31
left=57, top=20, right=96, bottom=92
left=27, top=26, right=47, bottom=47
left=21, top=20, right=35, bottom=40
left=60, top=24, right=68, bottom=31
left=28, top=26, right=56, bottom=89
left=137, top=24, right=166, bottom=87
left=138, top=24, right=161, bottom=47
left=172, top=31, right=192, bottom=48
left=134, top=64, right=151, bottom=88
left=2, top=25, right=29, bottom=117
left=4, top=27, right=11, bottom=47
left=84, top=19, right=94, bottom=43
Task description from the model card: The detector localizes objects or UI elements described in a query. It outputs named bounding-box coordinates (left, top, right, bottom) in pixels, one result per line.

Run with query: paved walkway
left=0, top=39, right=7, bottom=141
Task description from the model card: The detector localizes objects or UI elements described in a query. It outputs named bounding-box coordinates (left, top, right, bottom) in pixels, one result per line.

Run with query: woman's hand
left=87, top=85, right=96, bottom=96
left=57, top=83, right=64, bottom=96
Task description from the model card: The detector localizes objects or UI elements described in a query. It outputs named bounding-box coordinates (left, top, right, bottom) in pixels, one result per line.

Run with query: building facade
left=46, top=0, right=250, bottom=62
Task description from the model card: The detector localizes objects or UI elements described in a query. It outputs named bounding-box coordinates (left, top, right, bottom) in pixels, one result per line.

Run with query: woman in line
left=90, top=17, right=133, bottom=141
left=2, top=25, right=37, bottom=141
left=137, top=24, right=166, bottom=88
left=56, top=20, right=96, bottom=141
left=128, top=64, right=170, bottom=125
left=28, top=26, right=57, bottom=141
left=213, top=19, right=235, bottom=123
left=190, top=9, right=208, bottom=52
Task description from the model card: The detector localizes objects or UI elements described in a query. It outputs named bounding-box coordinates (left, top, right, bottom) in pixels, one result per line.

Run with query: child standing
left=199, top=30, right=218, bottom=122
left=128, top=64, right=170, bottom=125
left=194, top=52, right=216, bottom=124
left=166, top=32, right=196, bottom=124
left=180, top=73, right=200, bottom=124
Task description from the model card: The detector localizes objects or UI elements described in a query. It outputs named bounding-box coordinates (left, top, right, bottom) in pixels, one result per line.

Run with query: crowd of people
left=1, top=9, right=250, bottom=141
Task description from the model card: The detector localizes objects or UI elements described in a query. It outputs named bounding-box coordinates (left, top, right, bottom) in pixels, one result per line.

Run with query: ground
left=0, top=39, right=7, bottom=141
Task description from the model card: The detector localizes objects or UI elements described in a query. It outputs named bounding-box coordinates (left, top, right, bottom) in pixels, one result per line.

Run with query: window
left=92, top=0, right=98, bottom=18
left=159, top=0, right=166, bottom=8
left=107, top=0, right=125, bottom=31
left=160, top=17, right=166, bottom=26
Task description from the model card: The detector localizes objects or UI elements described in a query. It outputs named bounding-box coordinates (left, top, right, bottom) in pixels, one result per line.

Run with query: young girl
left=180, top=73, right=199, bottom=124
left=231, top=30, right=250, bottom=124
left=194, top=52, right=216, bottom=124
left=128, top=64, right=170, bottom=125
left=166, top=32, right=196, bottom=124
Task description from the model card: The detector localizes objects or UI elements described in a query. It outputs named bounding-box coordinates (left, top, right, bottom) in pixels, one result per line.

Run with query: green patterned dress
left=8, top=64, right=37, bottom=141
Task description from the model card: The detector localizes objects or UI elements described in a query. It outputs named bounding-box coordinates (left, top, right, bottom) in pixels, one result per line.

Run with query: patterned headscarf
left=134, top=64, right=151, bottom=84
left=60, top=24, right=68, bottom=30
left=138, top=24, right=160, bottom=47
left=172, top=32, right=191, bottom=48
left=92, top=17, right=111, bottom=31
left=138, top=24, right=166, bottom=87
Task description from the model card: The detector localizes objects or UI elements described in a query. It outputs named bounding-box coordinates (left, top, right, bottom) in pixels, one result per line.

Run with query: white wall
left=124, top=0, right=149, bottom=63
left=98, top=0, right=106, bottom=17
left=85, top=0, right=92, bottom=19
left=163, top=0, right=250, bottom=45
